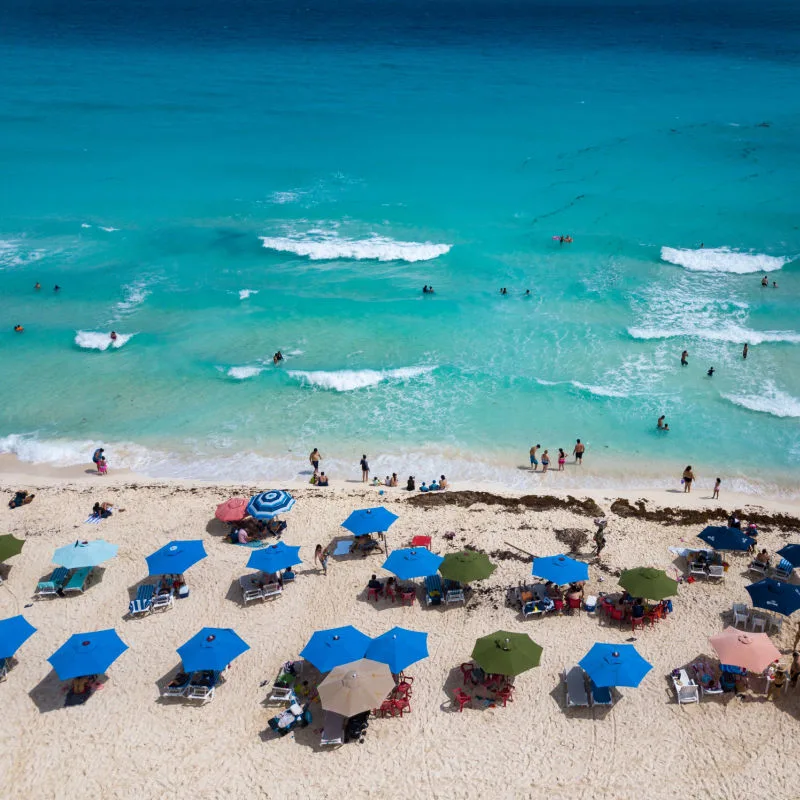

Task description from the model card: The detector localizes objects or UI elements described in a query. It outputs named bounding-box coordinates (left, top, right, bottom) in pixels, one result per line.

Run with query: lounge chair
left=443, top=579, right=465, bottom=605
left=320, top=711, right=346, bottom=746
left=707, top=565, right=725, bottom=580
left=162, top=671, right=192, bottom=697
left=63, top=567, right=92, bottom=594
left=689, top=561, right=708, bottom=579
left=732, top=603, right=749, bottom=629
left=128, top=583, right=156, bottom=616
left=240, top=575, right=264, bottom=604
left=35, top=567, right=69, bottom=598
left=748, top=561, right=768, bottom=578
left=672, top=669, right=700, bottom=705
left=773, top=559, right=794, bottom=581
left=564, top=665, right=589, bottom=708
left=186, top=670, right=220, bottom=702
left=262, top=582, right=283, bottom=600
left=425, top=574, right=443, bottom=606
left=590, top=681, right=613, bottom=706
left=522, top=600, right=543, bottom=620
left=151, top=590, right=174, bottom=612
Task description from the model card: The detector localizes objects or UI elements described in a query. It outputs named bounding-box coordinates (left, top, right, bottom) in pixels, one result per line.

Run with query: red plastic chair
left=411, top=535, right=431, bottom=549
left=398, top=673, right=414, bottom=685
left=454, top=688, right=472, bottom=712
left=367, top=587, right=382, bottom=602
left=568, top=596, right=582, bottom=615
left=385, top=584, right=397, bottom=603
left=631, top=615, right=645, bottom=633
left=607, top=606, right=625, bottom=627
left=553, top=599, right=564, bottom=613
left=460, top=663, right=477, bottom=686
left=393, top=682, right=413, bottom=699
left=400, top=590, right=416, bottom=606
left=392, top=697, right=411, bottom=717
left=495, top=685, right=514, bottom=707
left=375, top=699, right=396, bottom=717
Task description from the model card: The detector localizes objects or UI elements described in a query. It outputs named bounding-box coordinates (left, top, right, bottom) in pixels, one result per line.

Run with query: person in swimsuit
left=657, top=415, right=665, bottom=429
left=541, top=450, right=550, bottom=472
left=110, top=331, right=117, bottom=341
left=761, top=275, right=768, bottom=287
left=524, top=289, right=531, bottom=297
left=360, top=454, right=369, bottom=483
left=529, top=444, right=540, bottom=471
left=707, top=367, right=715, bottom=377
left=742, top=343, right=748, bottom=360
left=573, top=439, right=585, bottom=464
left=682, top=465, right=695, bottom=493
left=309, top=448, right=321, bottom=474
left=681, top=350, right=689, bottom=366
left=34, top=282, right=41, bottom=290
left=557, top=448, right=566, bottom=471
left=713, top=477, right=721, bottom=499
left=273, top=351, right=284, bottom=365
left=13, top=324, right=23, bottom=332
left=54, top=285, right=61, bottom=292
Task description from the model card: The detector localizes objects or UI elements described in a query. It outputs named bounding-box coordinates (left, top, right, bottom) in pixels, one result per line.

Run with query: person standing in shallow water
left=682, top=465, right=695, bottom=493
left=529, top=444, right=540, bottom=471
left=573, top=439, right=585, bottom=464
left=743, top=343, right=748, bottom=360
left=681, top=350, right=689, bottom=366
left=360, top=454, right=369, bottom=483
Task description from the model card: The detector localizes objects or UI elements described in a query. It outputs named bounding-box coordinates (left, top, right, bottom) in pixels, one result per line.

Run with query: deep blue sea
left=1, top=0, right=799, bottom=493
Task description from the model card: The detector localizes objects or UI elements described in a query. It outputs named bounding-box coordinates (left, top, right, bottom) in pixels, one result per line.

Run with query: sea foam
left=74, top=331, right=134, bottom=350
left=288, top=366, right=435, bottom=392
left=536, top=378, right=628, bottom=398
left=239, top=289, right=258, bottom=300
left=260, top=233, right=451, bottom=262
left=723, top=382, right=800, bottom=418
left=660, top=246, right=790, bottom=274
left=114, top=281, right=150, bottom=315
left=628, top=324, right=800, bottom=345
left=227, top=366, right=264, bottom=380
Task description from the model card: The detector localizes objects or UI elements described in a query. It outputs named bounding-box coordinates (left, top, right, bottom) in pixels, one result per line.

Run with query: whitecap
left=535, top=378, right=628, bottom=398
left=74, top=330, right=134, bottom=351
left=99, top=226, right=120, bottom=232
left=239, top=289, right=259, bottom=300
left=227, top=366, right=264, bottom=380
left=81, top=223, right=92, bottom=229
left=114, top=281, right=150, bottom=315
left=0, top=240, right=47, bottom=269
left=269, top=191, right=302, bottom=204
left=259, top=233, right=451, bottom=263
left=288, top=366, right=436, bottom=392
left=660, top=246, right=790, bottom=274
left=628, top=325, right=800, bottom=345
left=723, top=382, right=800, bottom=418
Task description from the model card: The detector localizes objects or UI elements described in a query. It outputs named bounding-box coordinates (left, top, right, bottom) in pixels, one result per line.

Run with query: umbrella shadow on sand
left=205, top=517, right=231, bottom=537
left=546, top=681, right=616, bottom=720
left=440, top=665, right=503, bottom=714
left=29, top=670, right=107, bottom=713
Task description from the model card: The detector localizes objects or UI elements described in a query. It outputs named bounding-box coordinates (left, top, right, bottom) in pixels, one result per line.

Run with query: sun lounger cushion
left=63, top=567, right=92, bottom=593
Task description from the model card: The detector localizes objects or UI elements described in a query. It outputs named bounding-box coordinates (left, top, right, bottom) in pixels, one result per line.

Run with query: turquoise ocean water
left=1, top=0, right=799, bottom=493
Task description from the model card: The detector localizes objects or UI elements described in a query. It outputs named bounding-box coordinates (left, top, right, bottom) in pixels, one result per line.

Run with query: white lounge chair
left=564, top=665, right=589, bottom=708
left=689, top=561, right=707, bottom=579
left=732, top=603, right=749, bottom=629
left=240, top=576, right=264, bottom=604
left=186, top=671, right=219, bottom=702
left=320, top=711, right=345, bottom=746
left=151, top=591, right=174, bottom=612
left=269, top=685, right=296, bottom=703
left=262, top=582, right=283, bottom=600
left=750, top=615, right=767, bottom=633
left=707, top=565, right=725, bottom=580
left=749, top=561, right=768, bottom=578
left=672, top=669, right=700, bottom=705
left=445, top=588, right=465, bottom=605
left=162, top=671, right=192, bottom=697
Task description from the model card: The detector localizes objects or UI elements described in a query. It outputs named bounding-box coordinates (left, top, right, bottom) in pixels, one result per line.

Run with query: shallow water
left=1, top=0, right=799, bottom=492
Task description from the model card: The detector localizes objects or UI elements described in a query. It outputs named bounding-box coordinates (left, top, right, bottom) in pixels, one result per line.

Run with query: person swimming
left=54, top=285, right=61, bottom=292
left=110, top=331, right=117, bottom=341
left=707, top=367, right=715, bottom=377
left=273, top=351, right=284, bottom=365
left=500, top=288, right=508, bottom=295
left=524, top=289, right=531, bottom=297
left=657, top=415, right=665, bottom=429
left=34, top=282, right=41, bottom=290
left=13, top=324, right=23, bottom=332
left=761, top=275, right=768, bottom=287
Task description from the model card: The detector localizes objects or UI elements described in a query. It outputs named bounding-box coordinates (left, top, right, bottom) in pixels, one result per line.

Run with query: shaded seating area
left=268, top=703, right=312, bottom=736
left=239, top=573, right=283, bottom=604
left=456, top=662, right=515, bottom=709
left=161, top=668, right=224, bottom=702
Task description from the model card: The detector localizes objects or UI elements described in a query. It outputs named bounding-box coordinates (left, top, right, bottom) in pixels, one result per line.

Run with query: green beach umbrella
left=619, top=567, right=678, bottom=601
left=472, top=631, right=542, bottom=677
left=439, top=550, right=496, bottom=583
left=0, top=534, right=25, bottom=562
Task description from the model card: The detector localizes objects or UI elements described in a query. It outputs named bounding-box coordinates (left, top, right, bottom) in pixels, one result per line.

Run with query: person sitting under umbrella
left=631, top=598, right=645, bottom=621
left=266, top=517, right=287, bottom=536
left=755, top=549, right=770, bottom=567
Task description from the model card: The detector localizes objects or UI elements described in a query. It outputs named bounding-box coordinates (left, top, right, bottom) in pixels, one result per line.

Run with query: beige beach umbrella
left=317, top=658, right=394, bottom=717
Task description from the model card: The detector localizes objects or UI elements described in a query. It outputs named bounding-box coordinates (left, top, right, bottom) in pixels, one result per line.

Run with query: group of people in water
left=528, top=440, right=585, bottom=472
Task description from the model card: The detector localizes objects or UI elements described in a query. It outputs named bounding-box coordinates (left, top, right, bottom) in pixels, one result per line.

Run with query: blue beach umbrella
left=697, top=526, right=755, bottom=552
left=246, top=490, right=295, bottom=520
left=300, top=626, right=371, bottom=672
left=532, top=554, right=589, bottom=585
left=382, top=548, right=443, bottom=580
left=246, top=541, right=302, bottom=573
left=0, top=615, right=37, bottom=659
left=48, top=629, right=128, bottom=680
left=146, top=540, right=207, bottom=576
left=177, top=627, right=250, bottom=673
left=342, top=507, right=399, bottom=537
left=53, top=539, right=119, bottom=569
left=777, top=544, right=800, bottom=568
left=745, top=578, right=800, bottom=617
left=365, top=627, right=429, bottom=674
left=579, top=643, right=652, bottom=688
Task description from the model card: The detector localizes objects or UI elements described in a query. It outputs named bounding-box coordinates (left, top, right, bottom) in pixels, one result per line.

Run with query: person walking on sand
left=681, top=350, right=689, bottom=366
left=713, top=477, right=721, bottom=500
left=529, top=444, right=540, bottom=471
left=682, top=465, right=695, bottom=493
left=314, top=544, right=329, bottom=575
left=360, top=454, right=370, bottom=483
left=541, top=450, right=550, bottom=472
left=743, top=343, right=748, bottom=360
left=309, top=448, right=321, bottom=475
left=573, top=439, right=585, bottom=464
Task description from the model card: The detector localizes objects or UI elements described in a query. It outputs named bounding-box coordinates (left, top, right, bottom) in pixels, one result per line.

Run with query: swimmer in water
left=700, top=242, right=704, bottom=248
left=657, top=415, right=665, bottom=429
left=422, top=285, right=429, bottom=294
left=524, top=289, right=531, bottom=297
left=110, top=331, right=117, bottom=341
left=54, top=285, right=61, bottom=292
left=681, top=350, right=689, bottom=366
left=273, top=351, right=284, bottom=365
left=707, top=366, right=715, bottom=377
left=14, top=324, right=23, bottom=332
left=500, top=288, right=508, bottom=295
left=773, top=281, right=778, bottom=288
left=34, top=282, right=41, bottom=290
left=761, top=275, right=768, bottom=287
left=663, top=423, right=669, bottom=431
left=742, top=343, right=748, bottom=360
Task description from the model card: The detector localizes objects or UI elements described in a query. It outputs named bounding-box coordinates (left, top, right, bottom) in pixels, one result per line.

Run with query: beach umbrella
left=246, top=541, right=302, bottom=573
left=48, top=629, right=128, bottom=680
left=0, top=615, right=37, bottom=659
left=341, top=507, right=398, bottom=537
left=177, top=627, right=250, bottom=673
left=745, top=578, right=800, bottom=617
left=579, top=643, right=652, bottom=688
left=777, top=544, right=800, bottom=568
left=246, top=490, right=295, bottom=520
left=318, top=659, right=394, bottom=717
left=698, top=526, right=755, bottom=552
left=366, top=627, right=429, bottom=674
left=0, top=533, right=25, bottom=562
left=300, top=626, right=371, bottom=673
left=382, top=548, right=443, bottom=580
left=215, top=497, right=249, bottom=522
left=439, top=550, right=496, bottom=583
left=471, top=631, right=542, bottom=677
left=532, top=554, right=589, bottom=585
left=709, top=627, right=780, bottom=673
left=53, top=539, right=118, bottom=569
left=618, top=567, right=678, bottom=601
left=146, top=540, right=207, bottom=576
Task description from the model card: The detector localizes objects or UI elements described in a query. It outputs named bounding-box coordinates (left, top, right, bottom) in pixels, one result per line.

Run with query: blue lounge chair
left=63, top=567, right=93, bottom=594
left=35, top=567, right=70, bottom=597
left=128, top=584, right=156, bottom=617
left=590, top=681, right=613, bottom=706
left=425, top=574, right=443, bottom=606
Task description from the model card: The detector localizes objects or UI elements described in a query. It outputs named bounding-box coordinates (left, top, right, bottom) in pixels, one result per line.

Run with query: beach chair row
left=563, top=665, right=614, bottom=708
left=424, top=574, right=465, bottom=606
left=161, top=669, right=223, bottom=703
left=35, top=566, right=93, bottom=597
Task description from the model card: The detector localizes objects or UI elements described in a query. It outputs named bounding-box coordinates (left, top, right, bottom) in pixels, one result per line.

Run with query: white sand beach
left=3, top=464, right=800, bottom=800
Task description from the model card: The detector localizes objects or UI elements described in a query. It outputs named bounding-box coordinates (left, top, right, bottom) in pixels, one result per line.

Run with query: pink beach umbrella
left=215, top=497, right=249, bottom=523
left=709, top=627, right=780, bottom=673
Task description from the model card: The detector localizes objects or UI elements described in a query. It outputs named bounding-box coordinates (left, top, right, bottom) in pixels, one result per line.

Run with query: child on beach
left=558, top=449, right=566, bottom=470
left=314, top=544, right=329, bottom=575
left=713, top=477, right=721, bottom=499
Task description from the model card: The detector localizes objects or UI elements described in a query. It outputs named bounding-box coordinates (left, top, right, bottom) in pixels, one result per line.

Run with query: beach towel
left=232, top=540, right=268, bottom=549
left=84, top=515, right=102, bottom=525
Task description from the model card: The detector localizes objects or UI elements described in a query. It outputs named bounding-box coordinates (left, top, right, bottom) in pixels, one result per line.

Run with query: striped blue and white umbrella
left=246, top=490, right=295, bottom=520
